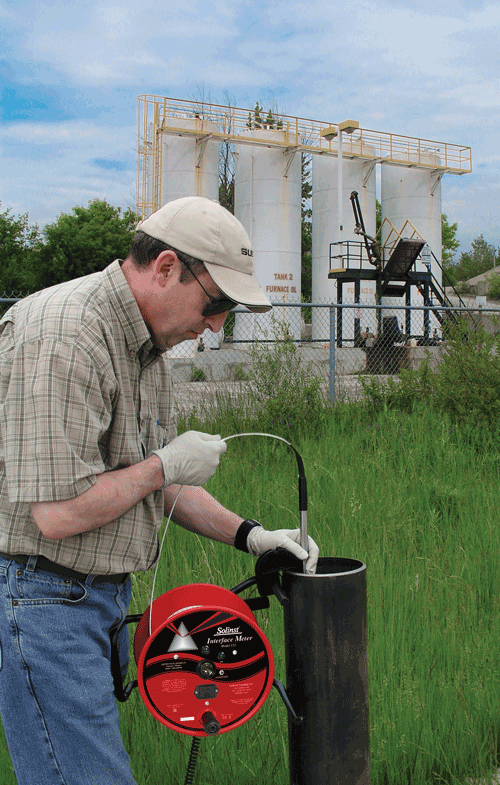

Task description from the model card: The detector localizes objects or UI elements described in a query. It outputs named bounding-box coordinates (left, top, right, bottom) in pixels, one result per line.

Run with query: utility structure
left=136, top=95, right=471, bottom=347
left=328, top=191, right=470, bottom=353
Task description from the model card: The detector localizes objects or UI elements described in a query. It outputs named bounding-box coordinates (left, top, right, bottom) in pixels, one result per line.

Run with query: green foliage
left=301, top=155, right=312, bottom=303
left=0, top=203, right=41, bottom=294
left=218, top=169, right=234, bottom=213
left=487, top=270, right=500, bottom=300
left=441, top=213, right=460, bottom=271
left=301, top=220, right=312, bottom=304
left=189, top=365, right=206, bottom=382
left=446, top=233, right=499, bottom=287
left=180, top=318, right=326, bottom=439
left=35, top=199, right=138, bottom=289
left=245, top=101, right=282, bottom=131
left=360, top=317, right=500, bottom=426
left=247, top=317, right=324, bottom=437
left=1, top=405, right=499, bottom=784
left=231, top=362, right=248, bottom=381
left=120, top=406, right=500, bottom=785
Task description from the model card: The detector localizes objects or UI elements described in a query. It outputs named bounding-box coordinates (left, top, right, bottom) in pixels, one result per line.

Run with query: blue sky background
left=1, top=0, right=499, bottom=257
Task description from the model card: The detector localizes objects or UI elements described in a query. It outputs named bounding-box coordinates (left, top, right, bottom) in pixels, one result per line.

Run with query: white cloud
left=17, top=0, right=243, bottom=86
left=0, top=120, right=137, bottom=226
left=1, top=0, right=499, bottom=252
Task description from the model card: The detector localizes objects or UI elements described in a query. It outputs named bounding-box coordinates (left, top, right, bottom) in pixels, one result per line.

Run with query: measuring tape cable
left=149, top=431, right=307, bottom=634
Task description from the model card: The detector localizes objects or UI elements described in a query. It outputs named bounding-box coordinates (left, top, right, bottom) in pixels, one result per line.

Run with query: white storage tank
left=381, top=155, right=442, bottom=332
left=381, top=160, right=442, bottom=269
left=311, top=150, right=377, bottom=342
left=160, top=115, right=220, bottom=357
left=160, top=116, right=219, bottom=204
left=233, top=129, right=302, bottom=344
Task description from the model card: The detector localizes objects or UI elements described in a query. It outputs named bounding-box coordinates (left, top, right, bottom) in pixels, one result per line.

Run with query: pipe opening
left=288, top=556, right=365, bottom=577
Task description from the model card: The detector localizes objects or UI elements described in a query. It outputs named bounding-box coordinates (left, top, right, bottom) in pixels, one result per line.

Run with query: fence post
left=329, top=305, right=336, bottom=403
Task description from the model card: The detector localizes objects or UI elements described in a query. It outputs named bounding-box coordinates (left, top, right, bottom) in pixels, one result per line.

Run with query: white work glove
left=247, top=527, right=319, bottom=575
left=150, top=430, right=227, bottom=487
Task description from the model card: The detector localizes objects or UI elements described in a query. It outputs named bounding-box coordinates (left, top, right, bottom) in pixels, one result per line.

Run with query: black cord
left=184, top=736, right=201, bottom=785
left=230, top=576, right=257, bottom=594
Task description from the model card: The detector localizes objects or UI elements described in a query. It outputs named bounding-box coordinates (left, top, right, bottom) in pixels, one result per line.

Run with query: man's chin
left=165, top=332, right=198, bottom=349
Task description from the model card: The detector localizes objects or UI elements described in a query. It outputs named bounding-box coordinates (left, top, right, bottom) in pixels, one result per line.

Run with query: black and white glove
left=150, top=430, right=227, bottom=487
left=235, top=520, right=319, bottom=575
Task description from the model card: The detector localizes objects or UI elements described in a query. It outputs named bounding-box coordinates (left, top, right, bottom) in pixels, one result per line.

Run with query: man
left=0, top=196, right=318, bottom=785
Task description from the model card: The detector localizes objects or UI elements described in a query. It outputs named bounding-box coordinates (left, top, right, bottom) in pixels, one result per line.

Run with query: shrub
left=247, top=316, right=325, bottom=437
left=190, top=366, right=206, bottom=382
left=231, top=363, right=248, bottom=381
left=360, top=317, right=500, bottom=427
left=487, top=270, right=500, bottom=300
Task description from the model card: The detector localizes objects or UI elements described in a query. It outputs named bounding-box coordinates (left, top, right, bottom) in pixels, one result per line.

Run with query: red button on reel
left=133, top=583, right=274, bottom=736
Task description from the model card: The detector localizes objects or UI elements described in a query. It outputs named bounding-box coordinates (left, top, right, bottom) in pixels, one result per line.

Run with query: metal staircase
left=378, top=215, right=471, bottom=327
left=380, top=238, right=425, bottom=297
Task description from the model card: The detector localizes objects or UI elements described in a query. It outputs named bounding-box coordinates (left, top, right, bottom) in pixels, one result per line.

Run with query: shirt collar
left=102, top=260, right=164, bottom=363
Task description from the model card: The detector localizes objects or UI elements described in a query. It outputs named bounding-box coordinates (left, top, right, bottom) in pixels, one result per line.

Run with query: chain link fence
left=3, top=294, right=499, bottom=417
left=163, top=299, right=500, bottom=416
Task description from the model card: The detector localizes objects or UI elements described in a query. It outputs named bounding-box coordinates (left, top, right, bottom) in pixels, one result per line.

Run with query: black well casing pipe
left=282, top=556, right=369, bottom=785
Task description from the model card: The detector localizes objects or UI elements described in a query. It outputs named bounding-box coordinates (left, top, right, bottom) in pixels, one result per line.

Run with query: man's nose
left=203, top=311, right=227, bottom=333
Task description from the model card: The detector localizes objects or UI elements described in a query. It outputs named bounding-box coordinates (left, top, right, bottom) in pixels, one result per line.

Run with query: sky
left=1, top=0, right=499, bottom=258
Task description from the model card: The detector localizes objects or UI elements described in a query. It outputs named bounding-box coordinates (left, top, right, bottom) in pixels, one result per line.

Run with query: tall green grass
left=121, top=404, right=500, bottom=785
left=0, top=404, right=499, bottom=784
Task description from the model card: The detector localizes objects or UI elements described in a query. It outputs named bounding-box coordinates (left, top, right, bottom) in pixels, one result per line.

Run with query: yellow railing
left=137, top=95, right=472, bottom=217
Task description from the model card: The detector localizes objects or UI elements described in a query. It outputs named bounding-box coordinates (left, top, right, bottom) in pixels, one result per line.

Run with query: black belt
left=0, top=552, right=129, bottom=585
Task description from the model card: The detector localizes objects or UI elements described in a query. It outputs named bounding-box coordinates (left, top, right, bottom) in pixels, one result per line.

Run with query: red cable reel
left=133, top=583, right=274, bottom=737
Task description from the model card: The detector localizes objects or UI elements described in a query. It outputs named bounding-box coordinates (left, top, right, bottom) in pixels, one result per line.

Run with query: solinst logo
left=214, top=626, right=240, bottom=636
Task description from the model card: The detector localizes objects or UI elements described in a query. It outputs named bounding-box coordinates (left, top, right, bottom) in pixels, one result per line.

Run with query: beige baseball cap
left=136, top=196, right=272, bottom=313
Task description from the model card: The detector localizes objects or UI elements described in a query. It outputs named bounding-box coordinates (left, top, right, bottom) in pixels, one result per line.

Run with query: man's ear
left=151, top=250, right=179, bottom=287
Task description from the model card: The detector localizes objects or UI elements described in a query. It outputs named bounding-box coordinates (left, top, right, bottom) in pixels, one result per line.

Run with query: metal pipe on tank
left=282, top=557, right=370, bottom=785
left=337, top=129, right=343, bottom=236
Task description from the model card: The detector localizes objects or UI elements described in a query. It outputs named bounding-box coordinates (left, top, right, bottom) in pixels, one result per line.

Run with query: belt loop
left=85, top=573, right=95, bottom=588
left=26, top=555, right=38, bottom=573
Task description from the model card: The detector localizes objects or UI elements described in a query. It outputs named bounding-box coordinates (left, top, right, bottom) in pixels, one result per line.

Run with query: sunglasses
left=177, top=253, right=238, bottom=317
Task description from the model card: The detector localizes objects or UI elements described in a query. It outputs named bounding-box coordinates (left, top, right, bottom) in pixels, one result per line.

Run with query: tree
left=453, top=234, right=497, bottom=284
left=34, top=200, right=138, bottom=289
left=0, top=204, right=41, bottom=294
left=301, top=155, right=313, bottom=303
left=441, top=214, right=460, bottom=284
left=218, top=92, right=237, bottom=213
left=219, top=141, right=235, bottom=213
left=487, top=270, right=500, bottom=300
left=441, top=214, right=460, bottom=266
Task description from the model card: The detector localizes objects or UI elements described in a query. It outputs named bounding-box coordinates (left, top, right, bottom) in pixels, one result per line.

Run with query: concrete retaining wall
left=168, top=344, right=447, bottom=383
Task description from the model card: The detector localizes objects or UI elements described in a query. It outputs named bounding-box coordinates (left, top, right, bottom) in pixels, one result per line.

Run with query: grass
left=123, top=406, right=500, bottom=784
left=1, top=403, right=499, bottom=783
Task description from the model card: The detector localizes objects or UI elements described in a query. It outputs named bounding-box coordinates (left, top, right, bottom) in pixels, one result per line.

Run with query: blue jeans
left=0, top=554, right=137, bottom=785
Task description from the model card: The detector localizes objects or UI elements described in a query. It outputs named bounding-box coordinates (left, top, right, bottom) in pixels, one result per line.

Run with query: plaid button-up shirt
left=0, top=260, right=176, bottom=575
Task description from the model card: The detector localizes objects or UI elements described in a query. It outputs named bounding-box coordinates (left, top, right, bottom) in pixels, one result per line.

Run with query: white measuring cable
left=148, top=484, right=183, bottom=636
left=148, top=431, right=299, bottom=635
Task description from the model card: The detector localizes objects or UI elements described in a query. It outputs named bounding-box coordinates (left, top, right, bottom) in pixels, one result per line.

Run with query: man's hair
left=129, top=231, right=207, bottom=282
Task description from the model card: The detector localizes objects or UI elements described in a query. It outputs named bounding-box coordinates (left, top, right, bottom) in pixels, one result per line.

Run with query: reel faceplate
left=133, top=583, right=274, bottom=736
